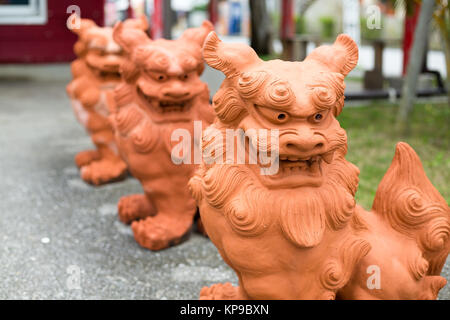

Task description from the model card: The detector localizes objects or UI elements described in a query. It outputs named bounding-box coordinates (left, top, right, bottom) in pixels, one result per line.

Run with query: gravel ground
left=0, top=64, right=448, bottom=300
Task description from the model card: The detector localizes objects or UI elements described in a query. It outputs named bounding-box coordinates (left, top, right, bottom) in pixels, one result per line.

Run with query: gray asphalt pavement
left=0, top=64, right=448, bottom=300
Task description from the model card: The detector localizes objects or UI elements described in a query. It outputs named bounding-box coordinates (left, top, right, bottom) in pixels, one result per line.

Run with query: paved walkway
left=0, top=64, right=448, bottom=299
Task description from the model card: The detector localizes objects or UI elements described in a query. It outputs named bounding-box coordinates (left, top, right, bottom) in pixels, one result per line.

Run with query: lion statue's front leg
left=68, top=80, right=128, bottom=185
left=79, top=127, right=127, bottom=185
left=120, top=184, right=198, bottom=250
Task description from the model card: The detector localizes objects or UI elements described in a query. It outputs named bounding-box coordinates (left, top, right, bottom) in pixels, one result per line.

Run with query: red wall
left=0, top=0, right=104, bottom=63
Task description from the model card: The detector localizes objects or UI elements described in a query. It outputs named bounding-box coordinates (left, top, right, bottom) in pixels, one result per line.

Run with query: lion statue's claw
left=131, top=214, right=192, bottom=251
left=200, top=283, right=241, bottom=300
left=118, top=194, right=156, bottom=224
left=80, top=158, right=127, bottom=186
left=75, top=149, right=101, bottom=168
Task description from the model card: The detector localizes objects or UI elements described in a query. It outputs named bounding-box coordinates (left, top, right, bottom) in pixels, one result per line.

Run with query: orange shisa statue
left=110, top=21, right=215, bottom=250
left=66, top=15, right=148, bottom=185
left=189, top=32, right=450, bottom=300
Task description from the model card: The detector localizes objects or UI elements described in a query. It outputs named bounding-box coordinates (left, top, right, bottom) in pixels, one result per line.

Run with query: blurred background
left=0, top=0, right=448, bottom=299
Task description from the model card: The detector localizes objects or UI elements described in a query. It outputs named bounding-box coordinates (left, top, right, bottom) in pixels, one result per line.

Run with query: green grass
left=338, top=102, right=450, bottom=209
left=259, top=54, right=281, bottom=61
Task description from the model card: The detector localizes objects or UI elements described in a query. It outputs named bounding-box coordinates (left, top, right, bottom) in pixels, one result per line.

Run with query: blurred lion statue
left=189, top=32, right=450, bottom=300
left=66, top=15, right=147, bottom=185
left=110, top=21, right=215, bottom=250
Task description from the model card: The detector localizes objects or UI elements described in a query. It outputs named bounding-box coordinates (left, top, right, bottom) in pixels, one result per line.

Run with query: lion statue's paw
left=131, top=214, right=192, bottom=251
left=75, top=150, right=100, bottom=168
left=199, top=283, right=241, bottom=300
left=118, top=194, right=156, bottom=224
left=80, top=158, right=127, bottom=185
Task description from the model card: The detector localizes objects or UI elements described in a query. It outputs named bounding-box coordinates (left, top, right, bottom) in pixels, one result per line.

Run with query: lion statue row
left=67, top=15, right=449, bottom=300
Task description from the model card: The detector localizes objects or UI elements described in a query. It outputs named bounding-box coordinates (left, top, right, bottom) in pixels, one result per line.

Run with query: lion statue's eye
left=309, top=111, right=328, bottom=124
left=147, top=71, right=167, bottom=82
left=255, top=105, right=290, bottom=124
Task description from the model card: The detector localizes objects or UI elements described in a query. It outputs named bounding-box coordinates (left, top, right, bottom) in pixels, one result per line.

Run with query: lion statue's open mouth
left=245, top=142, right=337, bottom=188
left=136, top=85, right=194, bottom=121
left=90, top=67, right=122, bottom=81
left=258, top=152, right=330, bottom=188
left=85, top=52, right=124, bottom=83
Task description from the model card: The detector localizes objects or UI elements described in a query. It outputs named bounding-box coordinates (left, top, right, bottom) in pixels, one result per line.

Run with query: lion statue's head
left=69, top=14, right=148, bottom=84
left=190, top=32, right=362, bottom=248
left=111, top=20, right=214, bottom=125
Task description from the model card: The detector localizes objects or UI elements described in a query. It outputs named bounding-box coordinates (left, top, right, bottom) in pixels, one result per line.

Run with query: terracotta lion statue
left=66, top=15, right=147, bottom=185
left=189, top=32, right=450, bottom=299
left=109, top=21, right=215, bottom=250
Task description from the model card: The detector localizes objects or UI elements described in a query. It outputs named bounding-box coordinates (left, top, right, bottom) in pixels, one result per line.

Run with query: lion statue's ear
left=180, top=20, right=214, bottom=48
left=68, top=13, right=97, bottom=36
left=122, top=15, right=149, bottom=32
left=305, top=34, right=359, bottom=76
left=113, top=20, right=151, bottom=54
left=203, top=31, right=262, bottom=78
